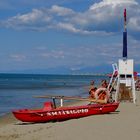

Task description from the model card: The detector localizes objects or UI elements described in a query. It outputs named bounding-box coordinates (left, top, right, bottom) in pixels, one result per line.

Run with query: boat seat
left=43, top=102, right=53, bottom=111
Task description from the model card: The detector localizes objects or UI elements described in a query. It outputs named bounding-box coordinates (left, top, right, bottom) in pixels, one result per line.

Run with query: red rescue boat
left=12, top=101, right=119, bottom=123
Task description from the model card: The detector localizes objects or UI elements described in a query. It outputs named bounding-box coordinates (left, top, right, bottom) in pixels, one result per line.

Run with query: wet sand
left=0, top=92, right=140, bottom=140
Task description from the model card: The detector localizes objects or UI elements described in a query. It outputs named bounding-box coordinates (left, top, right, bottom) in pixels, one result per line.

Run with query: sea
left=0, top=73, right=108, bottom=116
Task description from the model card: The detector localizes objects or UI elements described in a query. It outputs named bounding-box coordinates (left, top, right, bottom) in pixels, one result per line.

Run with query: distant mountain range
left=1, top=64, right=140, bottom=74
left=1, top=65, right=113, bottom=74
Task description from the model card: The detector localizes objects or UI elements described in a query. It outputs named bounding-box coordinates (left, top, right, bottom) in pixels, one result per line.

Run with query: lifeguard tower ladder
left=114, top=9, right=136, bottom=103
left=107, top=63, right=118, bottom=91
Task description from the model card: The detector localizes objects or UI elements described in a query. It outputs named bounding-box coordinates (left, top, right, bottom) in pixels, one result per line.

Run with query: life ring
left=94, top=88, right=110, bottom=101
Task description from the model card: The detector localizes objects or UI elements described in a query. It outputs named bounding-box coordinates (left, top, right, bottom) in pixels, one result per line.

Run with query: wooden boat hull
left=12, top=102, right=119, bottom=123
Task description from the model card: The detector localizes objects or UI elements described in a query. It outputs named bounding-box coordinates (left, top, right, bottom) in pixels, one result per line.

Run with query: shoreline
left=0, top=113, right=17, bottom=127
left=0, top=92, right=140, bottom=140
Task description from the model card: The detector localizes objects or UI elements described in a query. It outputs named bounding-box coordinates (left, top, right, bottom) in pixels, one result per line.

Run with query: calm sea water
left=0, top=74, right=108, bottom=116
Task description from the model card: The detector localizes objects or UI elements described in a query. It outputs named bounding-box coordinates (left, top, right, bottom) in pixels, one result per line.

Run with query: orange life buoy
left=94, top=88, right=110, bottom=101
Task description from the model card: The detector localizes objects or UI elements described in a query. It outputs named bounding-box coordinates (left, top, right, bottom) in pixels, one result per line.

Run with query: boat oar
left=33, top=95, right=107, bottom=104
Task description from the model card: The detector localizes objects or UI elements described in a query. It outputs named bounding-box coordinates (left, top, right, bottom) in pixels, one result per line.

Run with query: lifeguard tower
left=114, top=9, right=136, bottom=103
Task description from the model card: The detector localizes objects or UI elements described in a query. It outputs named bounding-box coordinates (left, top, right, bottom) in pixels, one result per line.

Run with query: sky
left=0, top=0, right=140, bottom=74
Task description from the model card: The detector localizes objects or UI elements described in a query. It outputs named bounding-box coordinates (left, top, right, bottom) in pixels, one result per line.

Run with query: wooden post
left=60, top=98, right=63, bottom=107
left=52, top=97, right=56, bottom=108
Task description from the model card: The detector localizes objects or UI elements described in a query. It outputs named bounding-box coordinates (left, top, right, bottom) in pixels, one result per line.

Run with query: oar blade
left=33, top=95, right=107, bottom=104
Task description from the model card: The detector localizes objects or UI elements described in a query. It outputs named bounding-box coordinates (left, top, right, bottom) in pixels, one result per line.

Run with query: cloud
left=89, top=0, right=138, bottom=10
left=2, top=36, right=140, bottom=71
left=1, top=0, right=140, bottom=37
left=2, top=8, right=52, bottom=30
left=71, top=0, right=139, bottom=33
left=50, top=5, right=75, bottom=16
left=40, top=50, right=65, bottom=59
left=10, top=54, right=26, bottom=61
left=34, top=43, right=123, bottom=68
left=56, top=22, right=93, bottom=34
left=128, top=16, right=140, bottom=31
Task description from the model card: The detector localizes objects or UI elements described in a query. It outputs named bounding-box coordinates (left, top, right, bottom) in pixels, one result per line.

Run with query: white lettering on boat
left=45, top=109, right=88, bottom=116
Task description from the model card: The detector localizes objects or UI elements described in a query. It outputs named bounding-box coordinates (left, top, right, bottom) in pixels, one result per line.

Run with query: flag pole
left=123, top=8, right=127, bottom=59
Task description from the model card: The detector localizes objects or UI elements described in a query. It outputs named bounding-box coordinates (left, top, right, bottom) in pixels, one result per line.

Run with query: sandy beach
left=0, top=92, right=140, bottom=140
